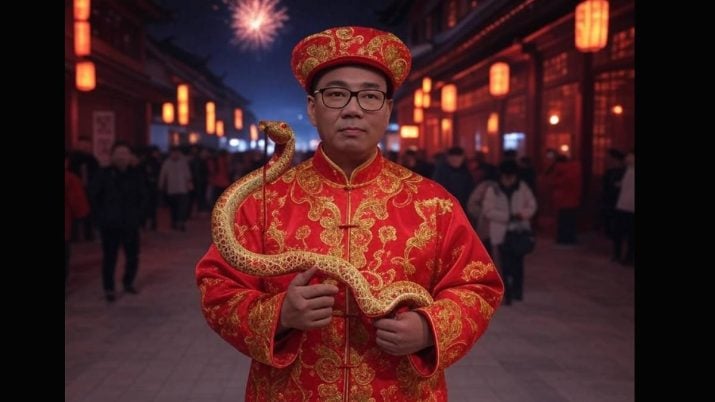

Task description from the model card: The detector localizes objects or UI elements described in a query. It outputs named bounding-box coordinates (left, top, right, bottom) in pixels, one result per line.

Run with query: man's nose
left=340, top=95, right=363, bottom=116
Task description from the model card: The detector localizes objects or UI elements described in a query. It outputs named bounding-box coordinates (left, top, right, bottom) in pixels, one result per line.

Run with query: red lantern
left=413, top=89, right=423, bottom=108
left=250, top=124, right=259, bottom=141
left=74, top=21, right=91, bottom=56
left=234, top=108, right=243, bottom=130
left=177, top=84, right=189, bottom=125
left=489, top=62, right=509, bottom=97
left=162, top=102, right=175, bottom=124
left=422, top=77, right=432, bottom=93
left=206, top=102, right=216, bottom=134
left=76, top=61, right=95, bottom=91
left=74, top=0, right=91, bottom=21
left=216, top=120, right=224, bottom=137
left=487, top=112, right=499, bottom=134
left=575, top=0, right=609, bottom=52
left=441, top=84, right=458, bottom=112
left=413, top=107, right=423, bottom=123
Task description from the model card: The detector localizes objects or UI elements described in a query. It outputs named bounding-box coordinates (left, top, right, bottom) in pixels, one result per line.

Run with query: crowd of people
left=64, top=139, right=307, bottom=301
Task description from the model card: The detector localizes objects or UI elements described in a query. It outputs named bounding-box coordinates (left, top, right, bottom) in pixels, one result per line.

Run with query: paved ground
left=65, top=209, right=634, bottom=401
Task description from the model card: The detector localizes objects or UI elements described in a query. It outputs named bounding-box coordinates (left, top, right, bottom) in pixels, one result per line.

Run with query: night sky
left=148, top=0, right=408, bottom=148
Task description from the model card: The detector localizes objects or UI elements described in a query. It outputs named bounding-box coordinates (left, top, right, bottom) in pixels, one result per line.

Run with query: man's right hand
left=278, top=267, right=338, bottom=334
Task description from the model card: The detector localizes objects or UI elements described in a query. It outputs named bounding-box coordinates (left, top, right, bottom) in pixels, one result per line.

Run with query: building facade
left=65, top=0, right=256, bottom=162
left=393, top=0, right=634, bottom=229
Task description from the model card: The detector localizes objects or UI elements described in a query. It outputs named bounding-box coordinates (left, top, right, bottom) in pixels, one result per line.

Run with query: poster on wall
left=93, top=111, right=115, bottom=166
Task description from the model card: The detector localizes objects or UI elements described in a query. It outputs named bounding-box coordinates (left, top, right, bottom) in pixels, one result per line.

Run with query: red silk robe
left=196, top=147, right=504, bottom=401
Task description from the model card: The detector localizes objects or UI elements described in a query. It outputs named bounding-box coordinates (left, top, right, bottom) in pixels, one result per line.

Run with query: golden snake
left=211, top=120, right=434, bottom=318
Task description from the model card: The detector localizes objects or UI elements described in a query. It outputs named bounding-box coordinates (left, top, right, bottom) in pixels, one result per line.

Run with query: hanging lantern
left=413, top=107, right=423, bottom=123
left=75, top=61, right=95, bottom=91
left=441, top=84, right=458, bottom=112
left=250, top=124, right=258, bottom=141
left=413, top=89, right=423, bottom=108
left=205, top=102, right=216, bottom=134
left=441, top=118, right=452, bottom=134
left=216, top=120, right=224, bottom=137
left=74, top=21, right=91, bottom=56
left=189, top=132, right=200, bottom=144
left=489, top=62, right=510, bottom=97
left=575, top=0, right=609, bottom=52
left=74, top=0, right=91, bottom=21
left=234, top=108, right=243, bottom=130
left=400, top=125, right=419, bottom=139
left=162, top=102, right=175, bottom=124
left=177, top=84, right=189, bottom=125
left=422, top=77, right=432, bottom=93
left=423, top=92, right=431, bottom=109
left=487, top=112, right=499, bottom=134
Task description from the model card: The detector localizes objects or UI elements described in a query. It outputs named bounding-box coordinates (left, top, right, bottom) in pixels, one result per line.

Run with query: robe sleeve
left=195, top=196, right=302, bottom=368
left=408, top=198, right=504, bottom=376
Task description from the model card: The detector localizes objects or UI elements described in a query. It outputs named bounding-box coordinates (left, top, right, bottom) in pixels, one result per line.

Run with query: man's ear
left=307, top=96, right=317, bottom=127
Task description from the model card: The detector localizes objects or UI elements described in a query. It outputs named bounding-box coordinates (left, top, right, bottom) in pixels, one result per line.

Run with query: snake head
left=258, top=120, right=294, bottom=145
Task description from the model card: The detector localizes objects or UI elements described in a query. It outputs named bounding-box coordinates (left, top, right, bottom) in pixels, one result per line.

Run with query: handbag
left=503, top=229, right=536, bottom=255
left=503, top=194, right=536, bottom=256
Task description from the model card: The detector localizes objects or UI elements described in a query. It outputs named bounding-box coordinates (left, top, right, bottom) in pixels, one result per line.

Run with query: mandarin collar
left=312, top=144, right=383, bottom=186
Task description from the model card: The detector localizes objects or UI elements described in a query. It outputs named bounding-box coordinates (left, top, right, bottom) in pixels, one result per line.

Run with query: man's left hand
left=374, top=311, right=434, bottom=356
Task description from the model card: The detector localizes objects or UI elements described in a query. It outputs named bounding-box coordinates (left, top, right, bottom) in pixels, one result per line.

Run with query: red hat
left=291, top=26, right=412, bottom=94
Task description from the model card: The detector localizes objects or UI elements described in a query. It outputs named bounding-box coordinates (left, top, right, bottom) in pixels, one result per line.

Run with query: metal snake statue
left=211, top=120, right=434, bottom=318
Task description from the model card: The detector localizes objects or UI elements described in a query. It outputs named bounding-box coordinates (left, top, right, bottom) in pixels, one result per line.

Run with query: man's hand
left=374, top=311, right=434, bottom=356
left=278, top=267, right=338, bottom=334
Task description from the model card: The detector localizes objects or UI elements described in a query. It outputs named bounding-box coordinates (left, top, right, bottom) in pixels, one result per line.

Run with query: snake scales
left=211, top=121, right=434, bottom=318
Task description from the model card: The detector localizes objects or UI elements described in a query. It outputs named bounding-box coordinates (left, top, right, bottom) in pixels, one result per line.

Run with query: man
left=65, top=151, right=90, bottom=292
left=432, top=145, right=475, bottom=212
left=69, top=136, right=99, bottom=241
left=196, top=26, right=503, bottom=401
left=90, top=141, right=146, bottom=302
left=159, top=146, right=192, bottom=231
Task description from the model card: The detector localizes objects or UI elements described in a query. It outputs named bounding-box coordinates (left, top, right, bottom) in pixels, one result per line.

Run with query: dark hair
left=309, top=64, right=394, bottom=98
left=607, top=148, right=625, bottom=161
left=111, top=140, right=132, bottom=153
left=499, top=160, right=518, bottom=175
left=447, top=146, right=464, bottom=156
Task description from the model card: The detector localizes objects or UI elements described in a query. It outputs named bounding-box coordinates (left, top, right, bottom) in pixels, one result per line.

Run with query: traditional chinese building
left=65, top=0, right=256, bottom=163
left=388, top=0, right=634, bottom=230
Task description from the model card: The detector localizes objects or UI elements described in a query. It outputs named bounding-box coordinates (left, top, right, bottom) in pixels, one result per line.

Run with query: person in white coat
left=483, top=160, right=538, bottom=305
left=613, top=150, right=634, bottom=265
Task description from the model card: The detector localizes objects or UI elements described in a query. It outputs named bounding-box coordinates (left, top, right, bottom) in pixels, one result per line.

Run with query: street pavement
left=65, top=210, right=634, bottom=401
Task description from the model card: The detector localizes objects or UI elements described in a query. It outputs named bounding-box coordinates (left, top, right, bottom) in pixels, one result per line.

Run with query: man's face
left=447, top=154, right=464, bottom=168
left=111, top=145, right=132, bottom=171
left=307, top=65, right=392, bottom=165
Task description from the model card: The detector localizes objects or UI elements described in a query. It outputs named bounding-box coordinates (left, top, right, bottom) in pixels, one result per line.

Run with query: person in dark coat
left=90, top=141, right=147, bottom=302
left=431, top=146, right=475, bottom=211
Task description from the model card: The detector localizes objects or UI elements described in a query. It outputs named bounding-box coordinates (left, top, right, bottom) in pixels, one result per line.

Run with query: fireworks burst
left=229, top=0, right=289, bottom=51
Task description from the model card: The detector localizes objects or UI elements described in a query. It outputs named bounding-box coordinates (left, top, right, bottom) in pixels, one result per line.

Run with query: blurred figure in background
left=90, top=142, right=147, bottom=302
left=69, top=136, right=99, bottom=242
left=550, top=151, right=582, bottom=245
left=467, top=168, right=499, bottom=257
left=613, top=150, right=634, bottom=265
left=139, top=146, right=162, bottom=231
left=601, top=149, right=626, bottom=240
left=401, top=145, right=434, bottom=178
left=483, top=160, right=537, bottom=305
left=159, top=146, right=193, bottom=231
left=65, top=151, right=90, bottom=293
left=432, top=145, right=475, bottom=211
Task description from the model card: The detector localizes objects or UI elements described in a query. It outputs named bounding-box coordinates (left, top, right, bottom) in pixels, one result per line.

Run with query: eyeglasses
left=313, top=87, right=387, bottom=111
